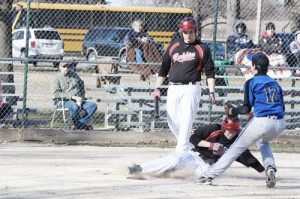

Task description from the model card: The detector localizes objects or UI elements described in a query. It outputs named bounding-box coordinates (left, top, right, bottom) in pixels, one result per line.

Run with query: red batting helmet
left=221, top=116, right=242, bottom=133
left=179, top=17, right=197, bottom=32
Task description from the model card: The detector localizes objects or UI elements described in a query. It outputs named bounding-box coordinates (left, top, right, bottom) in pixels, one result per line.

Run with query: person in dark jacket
left=127, top=116, right=264, bottom=178
left=259, top=22, right=291, bottom=78
left=124, top=19, right=154, bottom=63
left=226, top=20, right=254, bottom=60
left=289, top=30, right=300, bottom=76
left=51, top=63, right=98, bottom=130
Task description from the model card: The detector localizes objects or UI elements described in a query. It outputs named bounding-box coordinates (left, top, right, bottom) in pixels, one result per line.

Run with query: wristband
left=209, top=142, right=214, bottom=150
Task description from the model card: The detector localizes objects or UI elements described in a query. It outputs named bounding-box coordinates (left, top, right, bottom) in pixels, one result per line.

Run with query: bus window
left=51, top=10, right=67, bottom=28
left=93, top=11, right=106, bottom=27
left=106, top=11, right=131, bottom=28
left=66, top=10, right=92, bottom=28
left=146, top=13, right=167, bottom=31
left=30, top=10, right=51, bottom=28
left=15, top=10, right=26, bottom=29
left=145, top=13, right=190, bottom=31
left=12, top=9, right=18, bottom=23
left=27, top=9, right=65, bottom=28
left=132, top=12, right=144, bottom=24
left=12, top=2, right=193, bottom=53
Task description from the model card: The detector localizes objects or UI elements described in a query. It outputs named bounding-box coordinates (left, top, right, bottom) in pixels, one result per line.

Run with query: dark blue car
left=202, top=40, right=226, bottom=60
left=82, top=27, right=131, bottom=63
left=82, top=27, right=165, bottom=69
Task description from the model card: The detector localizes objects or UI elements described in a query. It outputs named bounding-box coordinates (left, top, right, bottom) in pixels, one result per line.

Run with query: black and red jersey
left=158, top=38, right=215, bottom=83
left=190, top=123, right=264, bottom=172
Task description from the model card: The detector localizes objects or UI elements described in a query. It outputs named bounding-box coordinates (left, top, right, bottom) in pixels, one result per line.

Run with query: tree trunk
left=0, top=0, right=15, bottom=103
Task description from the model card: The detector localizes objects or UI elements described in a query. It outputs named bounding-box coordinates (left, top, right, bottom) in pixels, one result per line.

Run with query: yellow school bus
left=13, top=2, right=193, bottom=53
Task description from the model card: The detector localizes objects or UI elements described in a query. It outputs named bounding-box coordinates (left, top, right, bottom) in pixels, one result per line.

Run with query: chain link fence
left=0, top=0, right=299, bottom=132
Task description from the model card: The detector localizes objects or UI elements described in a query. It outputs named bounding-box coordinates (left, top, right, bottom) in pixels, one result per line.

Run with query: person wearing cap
left=226, top=20, right=255, bottom=61
left=151, top=17, right=216, bottom=152
left=197, top=52, right=286, bottom=188
left=51, top=63, right=98, bottom=130
left=259, top=22, right=291, bottom=78
left=289, top=30, right=300, bottom=75
left=128, top=116, right=264, bottom=177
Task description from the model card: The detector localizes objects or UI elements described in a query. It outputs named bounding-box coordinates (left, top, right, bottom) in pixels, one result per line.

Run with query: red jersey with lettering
left=158, top=38, right=215, bottom=83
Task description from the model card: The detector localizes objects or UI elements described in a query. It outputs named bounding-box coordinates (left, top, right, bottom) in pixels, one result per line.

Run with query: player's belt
left=258, top=115, right=283, bottom=120
left=169, top=81, right=200, bottom=85
left=266, top=115, right=283, bottom=120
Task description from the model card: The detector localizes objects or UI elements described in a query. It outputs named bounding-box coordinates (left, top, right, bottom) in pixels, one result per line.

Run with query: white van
left=12, top=27, right=64, bottom=67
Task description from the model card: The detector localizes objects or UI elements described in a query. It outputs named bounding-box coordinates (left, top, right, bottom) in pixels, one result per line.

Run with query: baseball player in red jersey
left=152, top=17, right=216, bottom=151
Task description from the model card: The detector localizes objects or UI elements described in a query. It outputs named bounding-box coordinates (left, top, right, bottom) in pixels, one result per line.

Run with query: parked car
left=82, top=27, right=130, bottom=66
left=202, top=40, right=226, bottom=60
left=12, top=27, right=64, bottom=67
left=82, top=27, right=165, bottom=69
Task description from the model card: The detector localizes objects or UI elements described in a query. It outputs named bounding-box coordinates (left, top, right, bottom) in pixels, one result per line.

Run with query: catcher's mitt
left=224, top=102, right=237, bottom=118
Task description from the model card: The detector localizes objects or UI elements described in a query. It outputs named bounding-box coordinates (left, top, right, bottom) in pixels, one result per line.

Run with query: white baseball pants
left=167, top=83, right=202, bottom=151
left=140, top=150, right=210, bottom=177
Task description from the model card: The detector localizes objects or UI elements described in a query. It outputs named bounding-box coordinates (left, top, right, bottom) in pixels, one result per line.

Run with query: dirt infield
left=0, top=142, right=299, bottom=199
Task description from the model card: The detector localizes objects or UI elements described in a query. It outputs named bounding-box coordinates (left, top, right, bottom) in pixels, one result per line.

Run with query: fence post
left=254, top=0, right=262, bottom=44
left=22, top=0, right=30, bottom=128
left=208, top=0, right=219, bottom=124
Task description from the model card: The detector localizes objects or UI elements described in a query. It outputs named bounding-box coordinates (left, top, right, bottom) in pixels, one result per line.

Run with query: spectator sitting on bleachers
left=124, top=19, right=154, bottom=63
left=289, top=30, right=300, bottom=76
left=51, top=63, right=97, bottom=130
left=259, top=22, right=292, bottom=78
left=226, top=20, right=254, bottom=61
left=124, top=19, right=163, bottom=81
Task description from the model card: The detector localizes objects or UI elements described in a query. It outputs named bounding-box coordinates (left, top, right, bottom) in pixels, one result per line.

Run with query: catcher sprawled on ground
left=128, top=116, right=264, bottom=178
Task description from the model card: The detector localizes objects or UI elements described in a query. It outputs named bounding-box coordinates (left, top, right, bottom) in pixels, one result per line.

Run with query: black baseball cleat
left=128, top=163, right=142, bottom=174
left=266, top=165, right=276, bottom=188
left=194, top=176, right=213, bottom=185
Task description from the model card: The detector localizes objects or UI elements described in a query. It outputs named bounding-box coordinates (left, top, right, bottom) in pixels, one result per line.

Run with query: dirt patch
left=0, top=143, right=300, bottom=199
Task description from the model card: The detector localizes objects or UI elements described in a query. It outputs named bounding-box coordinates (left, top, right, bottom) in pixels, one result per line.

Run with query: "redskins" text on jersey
left=173, top=52, right=195, bottom=63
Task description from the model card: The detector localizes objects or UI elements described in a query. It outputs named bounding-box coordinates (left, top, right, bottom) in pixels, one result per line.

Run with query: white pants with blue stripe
left=202, top=116, right=286, bottom=179
left=140, top=150, right=210, bottom=177
left=167, top=83, right=202, bottom=152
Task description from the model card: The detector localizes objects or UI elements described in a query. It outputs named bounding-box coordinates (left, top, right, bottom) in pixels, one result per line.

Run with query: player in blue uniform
left=197, top=52, right=286, bottom=188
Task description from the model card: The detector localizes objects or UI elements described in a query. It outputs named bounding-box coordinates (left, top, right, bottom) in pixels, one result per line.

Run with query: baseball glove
left=224, top=102, right=236, bottom=118
left=209, top=142, right=226, bottom=156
